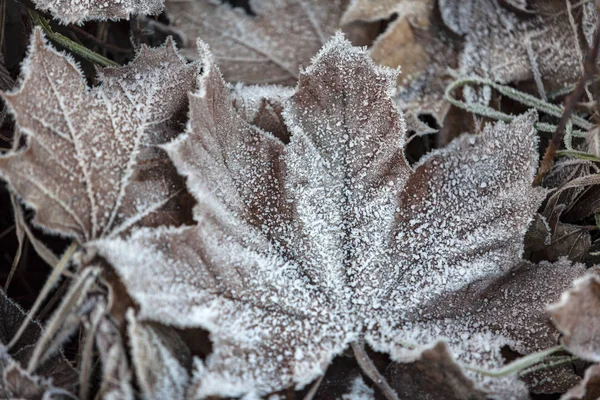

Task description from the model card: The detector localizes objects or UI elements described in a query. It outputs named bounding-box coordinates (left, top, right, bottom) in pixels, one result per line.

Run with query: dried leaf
left=447, top=0, right=583, bottom=93
left=561, top=364, right=600, bottom=400
left=343, top=0, right=589, bottom=134
left=549, top=272, right=600, bottom=363
left=31, top=0, right=163, bottom=24
left=385, top=342, right=485, bottom=400
left=165, top=0, right=358, bottom=85
left=0, top=28, right=197, bottom=244
left=94, top=36, right=583, bottom=398
left=0, top=289, right=78, bottom=398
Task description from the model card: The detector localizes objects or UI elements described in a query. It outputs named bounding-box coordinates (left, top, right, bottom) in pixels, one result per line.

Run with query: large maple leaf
left=94, top=35, right=584, bottom=398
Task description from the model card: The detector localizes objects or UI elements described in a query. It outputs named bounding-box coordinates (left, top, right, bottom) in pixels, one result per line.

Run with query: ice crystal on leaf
left=95, top=35, right=585, bottom=398
left=31, top=0, right=163, bottom=24
left=0, top=28, right=198, bottom=243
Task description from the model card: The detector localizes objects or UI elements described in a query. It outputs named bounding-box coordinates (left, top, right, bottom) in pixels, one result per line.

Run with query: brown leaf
left=0, top=289, right=78, bottom=398
left=94, top=36, right=580, bottom=398
left=385, top=342, right=486, bottom=400
left=0, top=28, right=197, bottom=243
left=562, top=364, right=600, bottom=400
left=549, top=272, right=600, bottom=363
left=166, top=0, right=354, bottom=85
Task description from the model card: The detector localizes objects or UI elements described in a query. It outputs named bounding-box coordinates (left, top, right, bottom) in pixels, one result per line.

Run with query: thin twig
left=351, top=341, right=399, bottom=400
left=534, top=0, right=600, bottom=186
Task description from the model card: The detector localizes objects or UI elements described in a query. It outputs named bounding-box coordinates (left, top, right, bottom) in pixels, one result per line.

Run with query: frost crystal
left=95, top=35, right=584, bottom=398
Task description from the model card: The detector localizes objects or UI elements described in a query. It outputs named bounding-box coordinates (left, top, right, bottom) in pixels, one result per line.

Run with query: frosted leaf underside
left=0, top=29, right=197, bottom=243
left=96, top=35, right=580, bottom=397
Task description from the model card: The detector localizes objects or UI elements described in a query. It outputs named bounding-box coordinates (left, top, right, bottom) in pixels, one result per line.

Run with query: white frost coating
left=31, top=0, right=162, bottom=24
left=341, top=376, right=375, bottom=400
left=0, top=29, right=198, bottom=243
left=95, top=36, right=583, bottom=398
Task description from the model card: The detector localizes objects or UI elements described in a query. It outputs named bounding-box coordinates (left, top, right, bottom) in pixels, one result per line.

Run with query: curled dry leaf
left=0, top=289, right=78, bottom=399
left=549, top=272, right=600, bottom=363
left=549, top=273, right=600, bottom=400
left=0, top=28, right=198, bottom=244
left=95, top=35, right=584, bottom=398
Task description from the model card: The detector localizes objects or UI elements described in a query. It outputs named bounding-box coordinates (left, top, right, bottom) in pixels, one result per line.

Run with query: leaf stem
left=462, top=345, right=564, bottom=378
left=28, top=9, right=119, bottom=67
left=518, top=355, right=579, bottom=376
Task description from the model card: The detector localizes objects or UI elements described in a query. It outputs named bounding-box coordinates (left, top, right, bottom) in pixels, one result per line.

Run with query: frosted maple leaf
left=0, top=28, right=198, bottom=244
left=94, top=34, right=584, bottom=398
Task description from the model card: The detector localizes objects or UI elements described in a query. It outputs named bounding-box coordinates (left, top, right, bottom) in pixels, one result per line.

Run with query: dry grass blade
left=7, top=241, right=77, bottom=350
left=4, top=195, right=25, bottom=290
left=79, top=302, right=105, bottom=400
left=27, top=266, right=100, bottom=372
